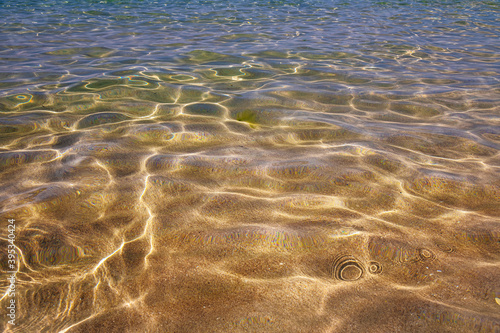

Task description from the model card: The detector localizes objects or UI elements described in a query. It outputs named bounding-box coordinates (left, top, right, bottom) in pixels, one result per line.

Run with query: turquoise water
left=0, top=1, right=499, bottom=332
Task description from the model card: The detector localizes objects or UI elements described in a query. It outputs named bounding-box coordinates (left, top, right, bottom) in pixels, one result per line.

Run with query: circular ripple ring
left=331, top=255, right=364, bottom=281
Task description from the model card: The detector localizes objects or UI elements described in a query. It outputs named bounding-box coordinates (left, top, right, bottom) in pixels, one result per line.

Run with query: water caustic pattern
left=0, top=0, right=499, bottom=332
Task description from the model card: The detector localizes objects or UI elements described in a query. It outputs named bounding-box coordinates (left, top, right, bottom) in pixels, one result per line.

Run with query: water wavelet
left=19, top=227, right=85, bottom=270
left=98, top=152, right=145, bottom=177
left=0, top=92, right=50, bottom=111
left=171, top=225, right=325, bottom=258
left=367, top=261, right=383, bottom=274
left=174, top=154, right=263, bottom=182
left=127, top=124, right=174, bottom=144
left=0, top=150, right=58, bottom=171
left=273, top=89, right=353, bottom=107
left=389, top=101, right=443, bottom=118
left=364, top=153, right=405, bottom=174
left=1, top=1, right=499, bottom=331
left=436, top=243, right=455, bottom=253
left=330, top=255, right=365, bottom=281
left=198, top=193, right=275, bottom=224
left=183, top=50, right=245, bottom=65
left=418, top=248, right=436, bottom=262
left=266, top=160, right=319, bottom=180
left=1, top=184, right=85, bottom=218
left=405, top=172, right=500, bottom=215
left=51, top=133, right=83, bottom=150
left=352, top=93, right=390, bottom=112
left=369, top=237, right=431, bottom=265
left=182, top=103, right=227, bottom=117
left=0, top=116, right=46, bottom=146
left=77, top=112, right=131, bottom=129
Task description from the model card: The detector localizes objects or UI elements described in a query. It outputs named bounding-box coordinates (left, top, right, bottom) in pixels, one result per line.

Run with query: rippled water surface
left=1, top=0, right=499, bottom=332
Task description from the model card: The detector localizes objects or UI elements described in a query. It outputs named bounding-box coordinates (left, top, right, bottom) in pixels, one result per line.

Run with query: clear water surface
left=0, top=1, right=499, bottom=332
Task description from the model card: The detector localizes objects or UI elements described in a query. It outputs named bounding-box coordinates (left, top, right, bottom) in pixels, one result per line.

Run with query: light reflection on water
left=0, top=0, right=499, bottom=332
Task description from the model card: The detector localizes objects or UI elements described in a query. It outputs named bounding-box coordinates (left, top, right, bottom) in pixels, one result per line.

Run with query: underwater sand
left=0, top=0, right=499, bottom=332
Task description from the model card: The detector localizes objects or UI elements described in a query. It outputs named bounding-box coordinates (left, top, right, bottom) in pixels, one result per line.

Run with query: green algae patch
left=77, top=112, right=131, bottom=129
left=236, top=110, right=258, bottom=126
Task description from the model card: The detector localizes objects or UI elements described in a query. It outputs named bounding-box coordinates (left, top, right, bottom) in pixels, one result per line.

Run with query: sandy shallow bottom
left=1, top=86, right=499, bottom=332
left=0, top=1, right=500, bottom=332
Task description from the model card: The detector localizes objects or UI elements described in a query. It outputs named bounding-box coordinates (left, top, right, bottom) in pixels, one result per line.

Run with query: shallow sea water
left=0, top=0, right=499, bottom=332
